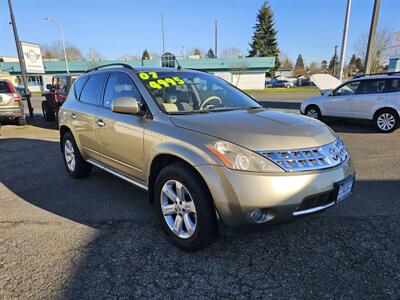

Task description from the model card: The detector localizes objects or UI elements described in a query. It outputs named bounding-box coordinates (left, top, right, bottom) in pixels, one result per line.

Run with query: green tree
left=328, top=47, right=339, bottom=77
left=355, top=57, right=364, bottom=72
left=142, top=49, right=150, bottom=60
left=295, top=54, right=304, bottom=69
left=206, top=48, right=215, bottom=59
left=248, top=1, right=280, bottom=68
left=347, top=54, right=357, bottom=76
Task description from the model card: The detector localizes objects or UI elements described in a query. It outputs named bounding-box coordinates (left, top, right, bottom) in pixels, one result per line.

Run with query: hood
left=170, top=109, right=336, bottom=151
left=310, top=74, right=342, bottom=93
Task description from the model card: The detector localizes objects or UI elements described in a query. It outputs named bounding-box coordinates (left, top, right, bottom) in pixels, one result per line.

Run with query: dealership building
left=0, top=56, right=275, bottom=91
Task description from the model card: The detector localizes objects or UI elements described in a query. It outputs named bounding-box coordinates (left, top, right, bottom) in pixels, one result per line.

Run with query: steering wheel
left=200, top=96, right=222, bottom=110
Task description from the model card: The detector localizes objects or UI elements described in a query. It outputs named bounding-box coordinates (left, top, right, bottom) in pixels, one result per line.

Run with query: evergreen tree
left=355, top=57, right=364, bottom=72
left=328, top=47, right=339, bottom=77
left=206, top=48, right=215, bottom=59
left=142, top=49, right=150, bottom=60
left=320, top=60, right=328, bottom=72
left=295, top=54, right=305, bottom=69
left=248, top=1, right=280, bottom=68
left=347, top=54, right=357, bottom=76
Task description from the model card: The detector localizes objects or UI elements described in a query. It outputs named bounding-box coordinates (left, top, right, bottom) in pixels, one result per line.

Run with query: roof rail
left=353, top=71, right=400, bottom=79
left=84, top=63, right=136, bottom=73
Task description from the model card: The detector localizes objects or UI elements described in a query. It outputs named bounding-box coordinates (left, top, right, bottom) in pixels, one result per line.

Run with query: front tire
left=61, top=131, right=92, bottom=178
left=154, top=162, right=217, bottom=251
left=305, top=105, right=322, bottom=120
left=374, top=109, right=399, bottom=133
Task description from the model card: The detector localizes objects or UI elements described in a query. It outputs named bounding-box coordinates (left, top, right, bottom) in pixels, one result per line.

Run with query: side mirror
left=46, top=84, right=53, bottom=90
left=111, top=97, right=140, bottom=114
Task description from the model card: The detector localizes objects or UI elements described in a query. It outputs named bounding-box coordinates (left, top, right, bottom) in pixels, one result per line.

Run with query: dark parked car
left=0, top=80, right=26, bottom=125
left=42, top=73, right=79, bottom=121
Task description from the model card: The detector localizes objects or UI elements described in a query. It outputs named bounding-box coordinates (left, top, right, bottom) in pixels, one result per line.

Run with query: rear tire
left=374, top=109, right=399, bottom=133
left=154, top=162, right=217, bottom=251
left=16, top=117, right=26, bottom=126
left=61, top=131, right=92, bottom=178
left=305, top=105, right=322, bottom=120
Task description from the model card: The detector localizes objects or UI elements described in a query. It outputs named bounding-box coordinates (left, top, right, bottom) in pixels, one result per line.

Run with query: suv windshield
left=138, top=71, right=261, bottom=114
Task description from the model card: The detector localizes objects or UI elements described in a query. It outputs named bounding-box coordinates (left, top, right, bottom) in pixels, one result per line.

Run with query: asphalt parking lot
left=0, top=95, right=399, bottom=299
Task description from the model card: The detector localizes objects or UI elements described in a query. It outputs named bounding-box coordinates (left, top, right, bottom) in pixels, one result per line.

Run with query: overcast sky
left=1, top=0, right=399, bottom=64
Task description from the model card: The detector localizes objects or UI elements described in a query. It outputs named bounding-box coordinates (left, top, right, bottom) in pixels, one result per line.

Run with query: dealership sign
left=21, top=42, right=45, bottom=74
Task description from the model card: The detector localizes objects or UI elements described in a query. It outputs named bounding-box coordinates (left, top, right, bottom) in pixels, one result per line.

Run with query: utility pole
left=365, top=0, right=381, bottom=74
left=7, top=0, right=33, bottom=117
left=214, top=19, right=218, bottom=58
left=333, top=45, right=338, bottom=78
left=161, top=13, right=165, bottom=54
left=339, top=0, right=352, bottom=81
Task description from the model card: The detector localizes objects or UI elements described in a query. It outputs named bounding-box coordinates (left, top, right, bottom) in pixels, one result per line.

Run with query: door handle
left=96, top=119, right=105, bottom=127
left=71, top=113, right=77, bottom=120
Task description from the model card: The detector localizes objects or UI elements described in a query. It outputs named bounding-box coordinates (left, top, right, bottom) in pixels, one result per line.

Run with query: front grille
left=257, top=139, right=349, bottom=172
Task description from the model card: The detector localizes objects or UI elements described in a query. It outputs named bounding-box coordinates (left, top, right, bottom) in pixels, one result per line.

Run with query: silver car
left=59, top=64, right=355, bottom=251
left=301, top=74, right=400, bottom=133
left=0, top=80, right=26, bottom=125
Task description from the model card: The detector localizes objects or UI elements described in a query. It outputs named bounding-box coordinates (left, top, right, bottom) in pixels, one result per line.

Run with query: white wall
left=231, top=72, right=265, bottom=90
left=213, top=71, right=265, bottom=90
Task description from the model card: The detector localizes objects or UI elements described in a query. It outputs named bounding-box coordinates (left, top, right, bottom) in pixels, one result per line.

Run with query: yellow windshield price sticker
left=139, top=72, right=158, bottom=80
left=147, top=76, right=186, bottom=89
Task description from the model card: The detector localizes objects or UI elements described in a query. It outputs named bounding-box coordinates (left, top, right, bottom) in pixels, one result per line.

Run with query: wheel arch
left=373, top=107, right=400, bottom=121
left=147, top=153, right=213, bottom=205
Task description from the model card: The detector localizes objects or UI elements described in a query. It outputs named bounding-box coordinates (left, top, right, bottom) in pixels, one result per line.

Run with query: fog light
left=249, top=208, right=268, bottom=223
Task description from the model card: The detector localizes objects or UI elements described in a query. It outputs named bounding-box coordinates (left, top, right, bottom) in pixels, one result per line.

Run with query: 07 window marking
left=139, top=72, right=185, bottom=89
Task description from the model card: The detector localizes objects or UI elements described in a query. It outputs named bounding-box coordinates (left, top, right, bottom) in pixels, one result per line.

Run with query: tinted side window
left=357, top=80, right=386, bottom=95
left=74, top=75, right=88, bottom=98
left=79, top=74, right=106, bottom=105
left=0, top=81, right=12, bottom=93
left=389, top=79, right=400, bottom=92
left=103, top=73, right=142, bottom=108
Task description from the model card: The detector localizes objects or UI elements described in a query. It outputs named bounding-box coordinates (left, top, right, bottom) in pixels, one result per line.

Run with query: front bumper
left=196, top=157, right=355, bottom=227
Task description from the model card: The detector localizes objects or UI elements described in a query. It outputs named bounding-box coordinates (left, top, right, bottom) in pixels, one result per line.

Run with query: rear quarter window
left=73, top=75, right=88, bottom=98
left=79, top=73, right=107, bottom=106
left=0, top=81, right=12, bottom=93
left=389, top=79, right=400, bottom=92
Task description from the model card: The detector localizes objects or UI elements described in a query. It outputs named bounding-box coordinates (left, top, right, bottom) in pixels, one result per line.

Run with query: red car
left=42, top=74, right=79, bottom=121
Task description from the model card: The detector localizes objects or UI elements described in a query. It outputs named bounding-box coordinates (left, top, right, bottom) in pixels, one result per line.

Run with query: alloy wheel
left=377, top=113, right=395, bottom=131
left=160, top=180, right=197, bottom=239
left=306, top=108, right=319, bottom=119
left=64, top=140, right=76, bottom=171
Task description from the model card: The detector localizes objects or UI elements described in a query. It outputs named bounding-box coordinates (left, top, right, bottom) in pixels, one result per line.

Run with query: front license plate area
left=335, top=175, right=354, bottom=203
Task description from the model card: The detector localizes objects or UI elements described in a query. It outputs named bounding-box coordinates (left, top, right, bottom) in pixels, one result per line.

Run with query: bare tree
left=222, top=47, right=243, bottom=58
left=86, top=48, right=104, bottom=61
left=229, top=62, right=250, bottom=86
left=309, top=62, right=320, bottom=74
left=41, top=41, right=83, bottom=61
left=118, top=54, right=140, bottom=61
left=354, top=27, right=393, bottom=73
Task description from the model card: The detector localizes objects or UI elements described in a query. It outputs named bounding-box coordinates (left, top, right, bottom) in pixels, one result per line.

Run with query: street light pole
left=44, top=17, right=69, bottom=73
left=7, top=0, right=34, bottom=117
left=339, top=0, right=352, bottom=81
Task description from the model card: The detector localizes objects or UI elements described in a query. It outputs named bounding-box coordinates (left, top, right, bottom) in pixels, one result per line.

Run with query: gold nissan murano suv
left=59, top=64, right=355, bottom=251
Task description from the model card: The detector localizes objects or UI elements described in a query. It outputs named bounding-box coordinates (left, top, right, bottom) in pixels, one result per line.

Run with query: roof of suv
left=352, top=72, right=400, bottom=81
left=83, top=63, right=202, bottom=75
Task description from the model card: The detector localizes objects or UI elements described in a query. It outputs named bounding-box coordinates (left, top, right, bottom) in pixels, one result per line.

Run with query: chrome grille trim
left=257, top=139, right=349, bottom=172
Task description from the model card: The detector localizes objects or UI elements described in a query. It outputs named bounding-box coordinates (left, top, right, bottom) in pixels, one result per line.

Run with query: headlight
left=206, top=141, right=284, bottom=173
